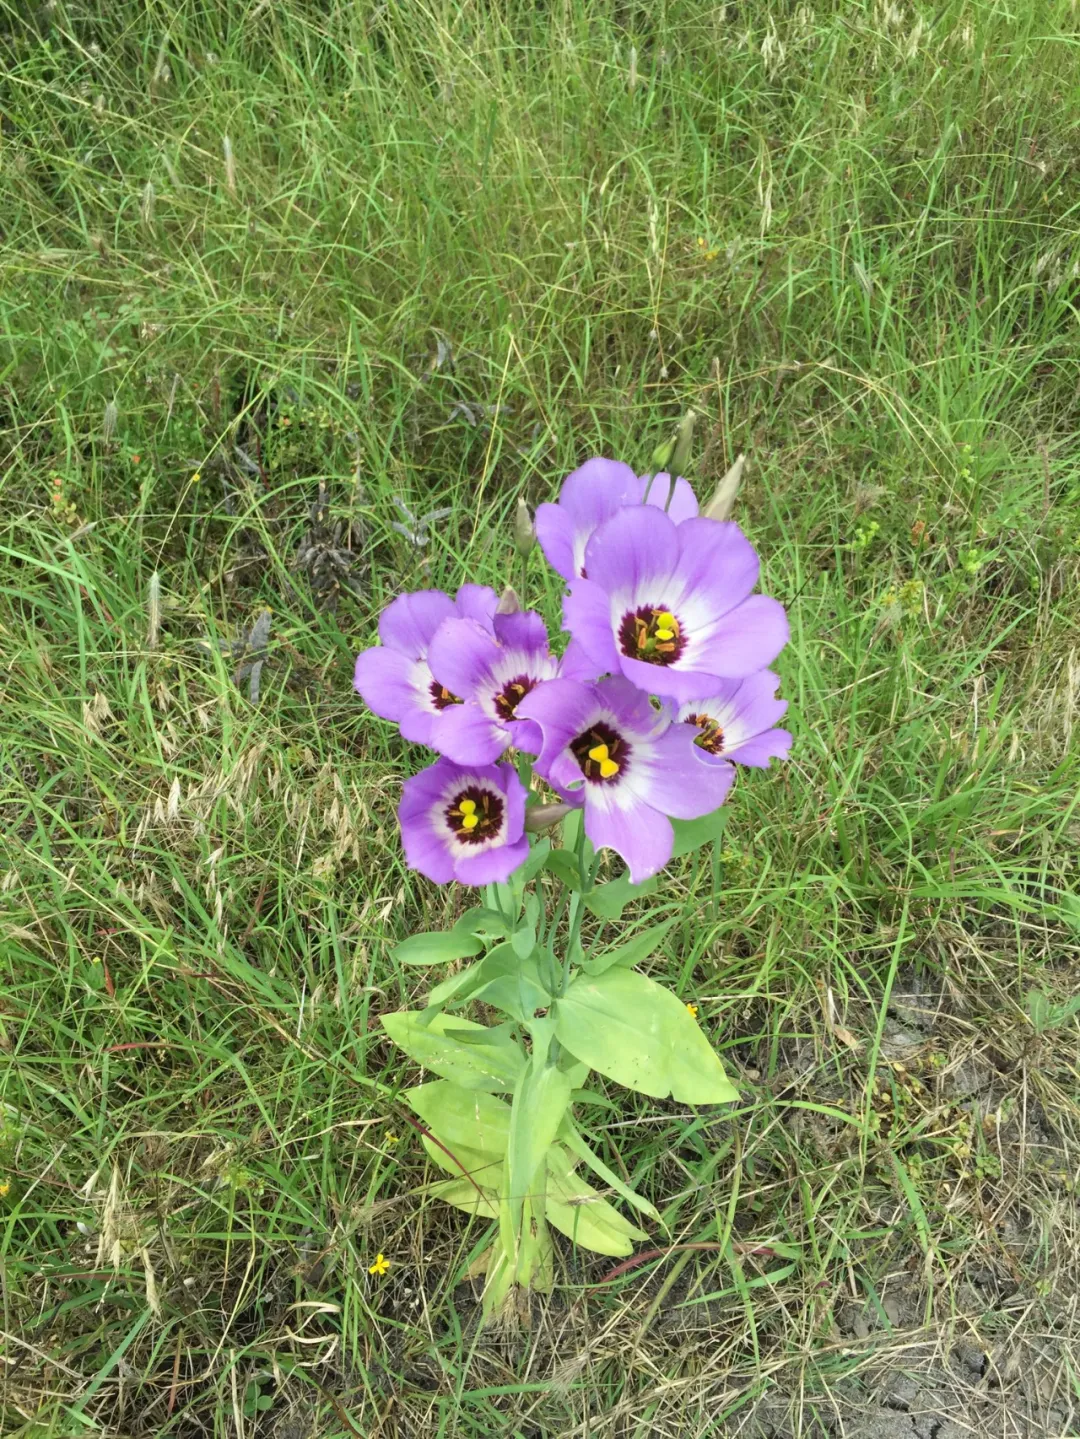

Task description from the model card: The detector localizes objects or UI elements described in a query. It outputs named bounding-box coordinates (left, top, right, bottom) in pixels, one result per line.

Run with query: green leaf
left=511, top=921, right=536, bottom=961
left=429, top=1175, right=500, bottom=1219
left=1026, top=988, right=1050, bottom=1033
left=420, top=1134, right=503, bottom=1186
left=545, top=1145, right=647, bottom=1257
left=554, top=969, right=739, bottom=1104
left=670, top=808, right=729, bottom=858
left=404, top=1080, right=510, bottom=1155
left=453, top=907, right=510, bottom=938
left=506, top=1057, right=573, bottom=1241
left=544, top=849, right=582, bottom=890
left=585, top=873, right=657, bottom=921
left=519, top=837, right=552, bottom=885
left=427, top=940, right=517, bottom=1006
left=380, top=1011, right=524, bottom=1091
left=559, top=1121, right=660, bottom=1223
left=473, top=953, right=550, bottom=1023
left=392, top=930, right=484, bottom=966
left=582, top=914, right=679, bottom=976
left=1058, top=891, right=1080, bottom=932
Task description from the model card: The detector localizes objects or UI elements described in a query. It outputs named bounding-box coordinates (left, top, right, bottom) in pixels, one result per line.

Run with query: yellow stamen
left=657, top=611, right=677, bottom=629
left=655, top=627, right=674, bottom=641
left=587, top=743, right=610, bottom=762
left=598, top=758, right=619, bottom=778
left=461, top=813, right=479, bottom=830
left=458, top=798, right=476, bottom=814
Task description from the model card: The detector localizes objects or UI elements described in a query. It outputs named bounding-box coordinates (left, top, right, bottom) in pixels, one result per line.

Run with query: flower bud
left=702, top=453, right=746, bottom=523
left=513, top=497, right=535, bottom=557
left=650, top=436, right=674, bottom=472
left=524, top=802, right=575, bottom=833
left=496, top=585, right=520, bottom=615
left=670, top=408, right=696, bottom=477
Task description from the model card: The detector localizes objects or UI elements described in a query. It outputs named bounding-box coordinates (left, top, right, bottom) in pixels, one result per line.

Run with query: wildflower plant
left=354, top=456, right=792, bottom=1312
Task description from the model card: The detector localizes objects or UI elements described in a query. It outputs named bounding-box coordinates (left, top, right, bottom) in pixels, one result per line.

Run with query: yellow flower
left=368, top=1253, right=390, bottom=1277
left=191, top=470, right=201, bottom=484
left=685, top=1003, right=698, bottom=1018
left=0, top=1181, right=10, bottom=1198
left=384, top=1132, right=399, bottom=1146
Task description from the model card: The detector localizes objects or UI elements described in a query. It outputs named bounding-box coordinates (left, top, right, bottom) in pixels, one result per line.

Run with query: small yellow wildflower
left=191, top=470, right=201, bottom=484
left=384, top=1132, right=399, bottom=1146
left=686, top=1003, right=698, bottom=1018
left=368, top=1253, right=390, bottom=1277
left=0, top=1181, right=10, bottom=1198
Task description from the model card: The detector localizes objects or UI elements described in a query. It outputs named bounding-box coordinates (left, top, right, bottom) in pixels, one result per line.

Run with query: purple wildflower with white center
left=674, top=671, right=792, bottom=769
left=353, top=585, right=497, bottom=746
left=398, top=758, right=529, bottom=886
left=563, top=507, right=788, bottom=702
left=517, top=676, right=735, bottom=884
left=426, top=609, right=561, bottom=763
left=535, top=457, right=698, bottom=583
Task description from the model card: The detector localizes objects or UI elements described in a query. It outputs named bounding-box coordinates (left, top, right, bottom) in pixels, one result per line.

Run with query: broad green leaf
left=556, top=1047, right=589, bottom=1088
left=511, top=921, right=536, bottom=961
left=670, top=808, right=729, bottom=858
left=404, top=1080, right=510, bottom=1155
left=1058, top=891, right=1080, bottom=932
left=380, top=1011, right=524, bottom=1091
left=429, top=1176, right=500, bottom=1219
left=554, top=969, right=739, bottom=1104
left=559, top=1121, right=660, bottom=1223
left=519, top=837, right=552, bottom=885
left=585, top=873, right=657, bottom=921
left=506, top=1057, right=573, bottom=1241
left=453, top=907, right=510, bottom=938
left=545, top=1145, right=647, bottom=1257
left=1026, top=988, right=1050, bottom=1033
left=422, top=1134, right=504, bottom=1188
left=544, top=849, right=582, bottom=890
left=473, top=953, right=550, bottom=1022
left=485, top=879, right=522, bottom=922
left=582, top=915, right=679, bottom=976
left=427, top=940, right=518, bottom=1006
left=392, top=930, right=483, bottom=966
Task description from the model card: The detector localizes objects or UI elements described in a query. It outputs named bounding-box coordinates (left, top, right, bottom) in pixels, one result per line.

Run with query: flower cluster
left=355, top=457, right=791, bottom=885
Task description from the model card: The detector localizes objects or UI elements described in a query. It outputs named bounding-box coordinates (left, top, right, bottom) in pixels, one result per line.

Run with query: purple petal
left=427, top=618, right=502, bottom=699
left=671, top=519, right=760, bottom=618
left=584, top=790, right=674, bottom=884
left=431, top=701, right=507, bottom=764
left=533, top=502, right=577, bottom=583
left=455, top=835, right=530, bottom=885
left=378, top=590, right=456, bottom=655
left=724, top=730, right=792, bottom=768
left=684, top=595, right=790, bottom=680
left=492, top=608, right=551, bottom=657
left=582, top=505, right=680, bottom=600
left=536, top=458, right=643, bottom=581
left=516, top=678, right=599, bottom=774
left=637, top=472, right=699, bottom=523
left=628, top=726, right=735, bottom=819
left=557, top=637, right=601, bottom=681
left=563, top=580, right=619, bottom=674
left=508, top=717, right=543, bottom=756
left=354, top=646, right=436, bottom=745
left=454, top=584, right=499, bottom=629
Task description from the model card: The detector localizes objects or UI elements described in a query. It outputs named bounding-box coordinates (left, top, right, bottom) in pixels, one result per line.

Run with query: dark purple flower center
left=429, top=680, right=463, bottom=711
left=570, top=721, right=630, bottom=784
left=493, top=673, right=537, bottom=722
left=446, top=785, right=503, bottom=845
left=685, top=713, right=725, bottom=755
left=617, top=605, right=686, bottom=667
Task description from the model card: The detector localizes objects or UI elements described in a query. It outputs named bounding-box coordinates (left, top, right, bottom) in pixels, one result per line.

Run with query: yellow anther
left=657, top=611, right=677, bottom=629
left=458, top=798, right=477, bottom=814
left=461, top=813, right=480, bottom=830
left=598, top=758, right=619, bottom=778
left=587, top=743, right=610, bottom=762
left=656, top=627, right=674, bottom=641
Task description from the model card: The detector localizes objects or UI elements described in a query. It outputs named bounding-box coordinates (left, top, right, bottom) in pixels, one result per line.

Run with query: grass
left=2, top=0, right=1080, bottom=1434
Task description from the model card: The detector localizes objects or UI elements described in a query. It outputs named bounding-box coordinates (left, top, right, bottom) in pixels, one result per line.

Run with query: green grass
left=2, top=1, right=1080, bottom=1434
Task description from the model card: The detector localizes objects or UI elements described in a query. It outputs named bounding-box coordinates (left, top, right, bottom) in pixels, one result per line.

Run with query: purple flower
left=674, top=671, right=792, bottom=768
left=353, top=585, right=497, bottom=745
left=563, top=507, right=788, bottom=701
left=535, top=458, right=698, bottom=582
left=517, top=676, right=735, bottom=883
left=398, top=758, right=529, bottom=885
left=427, top=609, right=560, bottom=763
